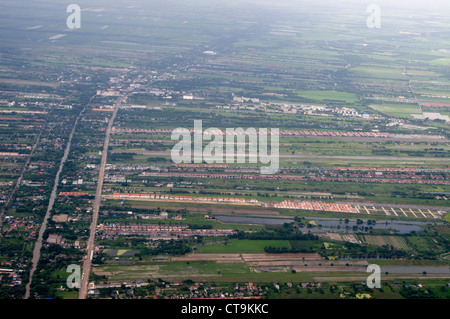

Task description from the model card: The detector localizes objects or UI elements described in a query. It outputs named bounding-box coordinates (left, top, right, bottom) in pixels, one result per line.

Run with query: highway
left=78, top=95, right=124, bottom=299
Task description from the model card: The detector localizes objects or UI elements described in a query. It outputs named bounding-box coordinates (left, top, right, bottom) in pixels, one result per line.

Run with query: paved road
left=79, top=96, right=124, bottom=299
left=278, top=154, right=450, bottom=161
left=339, top=201, right=450, bottom=212
left=24, top=109, right=84, bottom=299
left=111, top=149, right=450, bottom=162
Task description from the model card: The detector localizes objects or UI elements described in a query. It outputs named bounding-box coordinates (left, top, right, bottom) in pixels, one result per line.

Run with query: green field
left=444, top=212, right=450, bottom=223
left=362, top=235, right=411, bottom=250
left=289, top=240, right=322, bottom=251
left=429, top=58, right=450, bottom=66
left=369, top=104, right=422, bottom=118
left=295, top=90, right=359, bottom=103
left=103, top=249, right=140, bottom=256
left=94, top=261, right=253, bottom=282
left=406, top=236, right=433, bottom=252
left=196, top=239, right=290, bottom=253
left=350, top=66, right=407, bottom=80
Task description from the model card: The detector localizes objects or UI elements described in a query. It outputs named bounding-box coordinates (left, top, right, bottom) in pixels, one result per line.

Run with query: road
left=404, top=65, right=423, bottom=113
left=0, top=130, right=42, bottom=228
left=78, top=95, right=124, bottom=299
left=111, top=149, right=450, bottom=162
left=338, top=201, right=450, bottom=212
left=24, top=105, right=86, bottom=299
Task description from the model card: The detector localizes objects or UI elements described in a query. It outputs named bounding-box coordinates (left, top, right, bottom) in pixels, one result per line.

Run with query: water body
left=381, top=266, right=450, bottom=274
left=300, top=220, right=425, bottom=234
left=216, top=215, right=295, bottom=225
left=215, top=216, right=429, bottom=234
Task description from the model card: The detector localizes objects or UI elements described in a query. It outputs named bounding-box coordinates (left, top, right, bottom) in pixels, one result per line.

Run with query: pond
left=216, top=215, right=295, bottom=225
left=215, top=215, right=433, bottom=234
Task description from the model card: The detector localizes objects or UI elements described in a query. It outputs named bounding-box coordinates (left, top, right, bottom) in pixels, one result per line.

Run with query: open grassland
left=369, top=104, right=422, bottom=118
left=295, top=90, right=359, bottom=103
left=197, top=239, right=290, bottom=254
left=0, top=78, right=59, bottom=88
left=444, top=212, right=450, bottom=223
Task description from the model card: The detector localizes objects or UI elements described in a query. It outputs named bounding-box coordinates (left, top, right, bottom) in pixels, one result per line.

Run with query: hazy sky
left=6, top=0, right=450, bottom=13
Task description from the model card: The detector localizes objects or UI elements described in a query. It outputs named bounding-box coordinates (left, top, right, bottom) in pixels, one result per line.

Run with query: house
left=52, top=214, right=68, bottom=223
left=47, top=234, right=63, bottom=245
left=159, top=212, right=169, bottom=219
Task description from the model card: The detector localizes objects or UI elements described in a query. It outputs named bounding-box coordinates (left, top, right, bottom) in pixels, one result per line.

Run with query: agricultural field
left=361, top=235, right=411, bottom=250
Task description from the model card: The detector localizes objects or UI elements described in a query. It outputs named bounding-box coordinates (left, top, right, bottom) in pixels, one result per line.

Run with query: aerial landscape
left=0, top=0, right=449, bottom=305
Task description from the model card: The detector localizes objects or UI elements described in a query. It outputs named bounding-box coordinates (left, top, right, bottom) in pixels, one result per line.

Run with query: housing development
left=0, top=0, right=449, bottom=303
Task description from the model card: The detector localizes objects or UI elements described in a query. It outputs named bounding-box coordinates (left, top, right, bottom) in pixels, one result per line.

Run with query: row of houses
left=278, top=130, right=390, bottom=138
left=139, top=171, right=449, bottom=185
left=100, top=225, right=235, bottom=237
left=0, top=117, right=44, bottom=122
left=105, top=163, right=160, bottom=171
left=268, top=200, right=357, bottom=213
left=110, top=192, right=259, bottom=204
left=0, top=152, right=26, bottom=157
left=59, top=192, right=89, bottom=196
left=324, top=171, right=448, bottom=180
left=2, top=216, right=40, bottom=235
left=100, top=224, right=188, bottom=231
left=0, top=109, right=47, bottom=114
left=140, top=172, right=305, bottom=181
left=0, top=268, right=22, bottom=286
left=111, top=127, right=390, bottom=138
left=307, top=176, right=450, bottom=185
left=333, top=167, right=421, bottom=172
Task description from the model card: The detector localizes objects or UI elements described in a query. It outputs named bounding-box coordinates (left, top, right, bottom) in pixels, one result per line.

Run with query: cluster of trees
left=264, top=246, right=313, bottom=254
left=188, top=224, right=212, bottom=229
left=29, top=245, right=84, bottom=299
left=321, top=242, right=410, bottom=259
left=139, top=240, right=192, bottom=256
left=231, top=227, right=319, bottom=241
